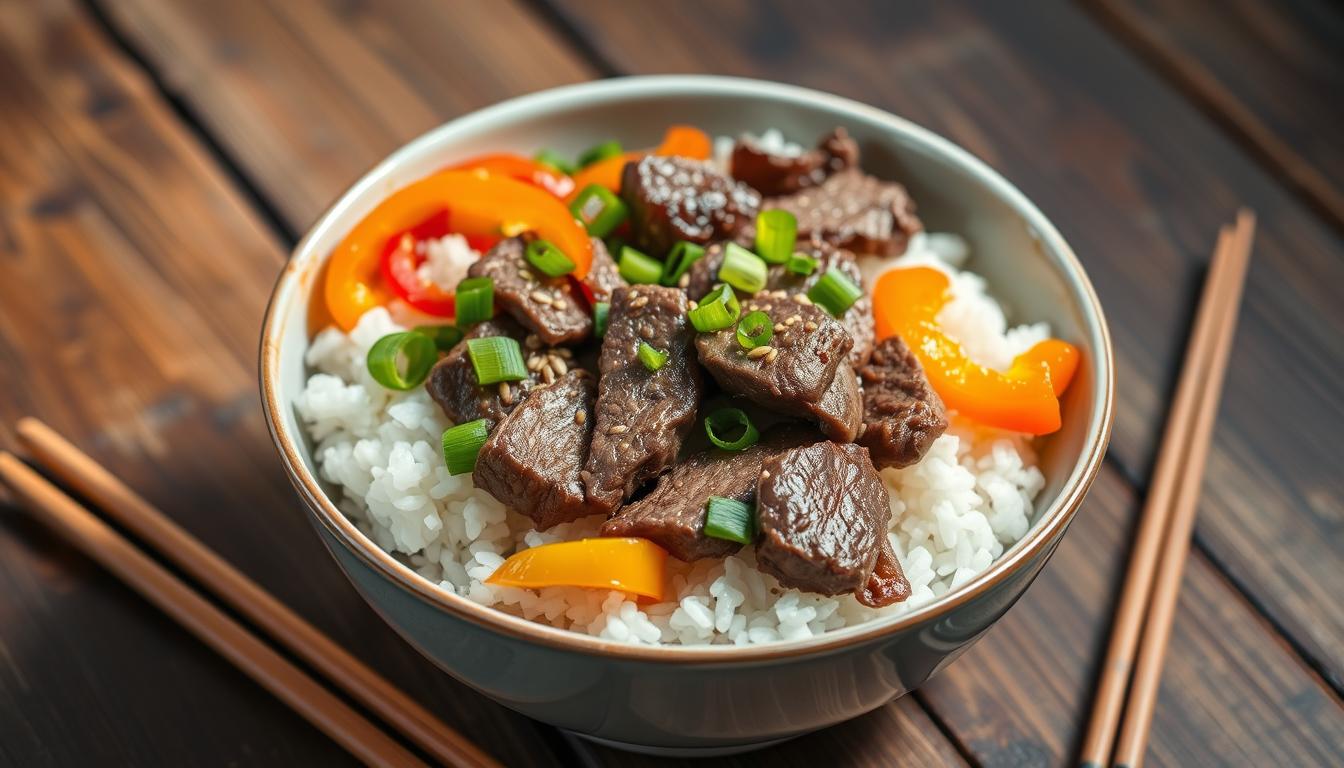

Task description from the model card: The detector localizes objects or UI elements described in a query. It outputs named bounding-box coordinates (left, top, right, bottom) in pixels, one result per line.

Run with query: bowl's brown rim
left=259, top=75, right=1115, bottom=664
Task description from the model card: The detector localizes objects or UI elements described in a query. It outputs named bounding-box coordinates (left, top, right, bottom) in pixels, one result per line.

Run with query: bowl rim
left=260, top=74, right=1114, bottom=663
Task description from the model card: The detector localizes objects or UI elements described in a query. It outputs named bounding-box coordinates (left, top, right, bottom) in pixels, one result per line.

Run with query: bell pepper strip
left=872, top=266, right=1079, bottom=435
left=451, top=153, right=575, bottom=198
left=566, top=125, right=712, bottom=201
left=325, top=170, right=593, bottom=330
left=485, top=538, right=668, bottom=601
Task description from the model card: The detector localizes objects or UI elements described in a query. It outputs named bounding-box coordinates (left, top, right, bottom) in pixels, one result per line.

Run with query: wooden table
left=1, top=1, right=1340, bottom=765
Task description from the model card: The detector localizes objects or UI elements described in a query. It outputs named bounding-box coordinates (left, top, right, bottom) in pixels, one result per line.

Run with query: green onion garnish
left=577, top=140, right=623, bottom=167
left=533, top=149, right=575, bottom=175
left=569, top=184, right=629, bottom=238
left=366, top=332, right=437, bottom=391
left=618, top=246, right=663, bottom=285
left=688, top=283, right=741, bottom=332
left=466, top=336, right=527, bottom=385
left=442, top=419, right=490, bottom=475
left=660, top=241, right=706, bottom=286
left=704, top=407, right=759, bottom=451
left=593, top=301, right=610, bottom=338
left=637, top=342, right=668, bottom=372
left=735, top=310, right=773, bottom=350
left=413, top=324, right=464, bottom=352
left=524, top=238, right=575, bottom=277
left=454, top=276, right=494, bottom=326
left=786, top=252, right=818, bottom=276
left=754, top=209, right=797, bottom=265
left=807, top=268, right=864, bottom=317
left=717, top=243, right=767, bottom=294
left=704, top=496, right=755, bottom=544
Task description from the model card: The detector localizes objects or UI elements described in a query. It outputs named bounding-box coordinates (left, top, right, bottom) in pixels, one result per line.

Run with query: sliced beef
left=467, top=237, right=591, bottom=346
left=805, top=364, right=862, bottom=442
left=581, top=236, right=626, bottom=304
left=765, top=169, right=921, bottom=257
left=857, top=335, right=948, bottom=469
left=473, top=370, right=598, bottom=530
left=855, top=535, right=911, bottom=608
left=730, top=127, right=858, bottom=197
left=601, top=427, right=812, bottom=561
left=695, top=293, right=852, bottom=413
left=682, top=241, right=729, bottom=300
left=755, top=441, right=891, bottom=596
left=582, top=285, right=703, bottom=514
left=621, top=156, right=760, bottom=256
left=425, top=316, right=534, bottom=427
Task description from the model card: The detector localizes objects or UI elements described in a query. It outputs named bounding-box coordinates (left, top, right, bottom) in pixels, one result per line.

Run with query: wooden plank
left=1086, top=0, right=1344, bottom=231
left=0, top=1, right=567, bottom=764
left=538, top=0, right=1344, bottom=690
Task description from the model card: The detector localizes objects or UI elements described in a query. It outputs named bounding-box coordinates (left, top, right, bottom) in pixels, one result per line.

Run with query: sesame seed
left=678, top=274, right=690, bottom=288
left=631, top=296, right=649, bottom=308
left=553, top=299, right=568, bottom=310
left=766, top=348, right=779, bottom=363
left=785, top=316, right=798, bottom=326
left=541, top=365, right=556, bottom=384
left=795, top=293, right=813, bottom=306
left=804, top=321, right=818, bottom=331
left=788, top=314, right=802, bottom=324
left=688, top=300, right=699, bottom=310
left=629, top=290, right=640, bottom=300
left=747, top=345, right=772, bottom=359
left=760, top=470, right=770, bottom=480
left=498, top=382, right=513, bottom=405
left=551, top=356, right=568, bottom=375
left=575, top=409, right=587, bottom=425
left=530, top=290, right=553, bottom=306
left=609, top=424, right=628, bottom=434
left=773, top=323, right=786, bottom=333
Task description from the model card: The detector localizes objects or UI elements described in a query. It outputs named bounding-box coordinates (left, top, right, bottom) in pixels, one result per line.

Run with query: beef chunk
left=805, top=364, right=862, bottom=442
left=766, top=169, right=921, bottom=257
left=682, top=242, right=729, bottom=300
left=473, top=370, right=598, bottom=530
left=581, top=236, right=626, bottom=304
left=425, top=316, right=535, bottom=427
left=730, top=127, right=858, bottom=197
left=467, top=237, right=591, bottom=346
left=755, top=441, right=891, bottom=595
left=857, top=335, right=948, bottom=468
left=621, top=156, right=760, bottom=256
left=695, top=293, right=852, bottom=412
left=855, top=535, right=911, bottom=608
left=601, top=427, right=812, bottom=561
left=582, top=286, right=704, bottom=514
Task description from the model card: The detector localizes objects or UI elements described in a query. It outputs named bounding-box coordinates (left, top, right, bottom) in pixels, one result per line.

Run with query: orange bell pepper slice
left=566, top=125, right=712, bottom=201
left=486, top=538, right=668, bottom=601
left=324, top=170, right=593, bottom=331
left=873, top=266, right=1079, bottom=435
left=451, top=153, right=575, bottom=198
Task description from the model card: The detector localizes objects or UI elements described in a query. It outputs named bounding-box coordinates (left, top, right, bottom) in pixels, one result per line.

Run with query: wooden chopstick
left=0, top=452, right=428, bottom=768
left=13, top=418, right=499, bottom=768
left=1077, top=210, right=1254, bottom=767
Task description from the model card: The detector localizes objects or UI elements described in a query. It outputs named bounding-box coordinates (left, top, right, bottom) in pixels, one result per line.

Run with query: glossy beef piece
left=766, top=169, right=921, bottom=257
left=601, top=427, right=812, bottom=562
left=857, top=335, right=948, bottom=469
left=855, top=535, right=911, bottom=608
left=695, top=293, right=852, bottom=412
left=425, top=316, right=533, bottom=427
left=804, top=364, right=862, bottom=442
left=467, top=237, right=591, bottom=346
left=581, top=285, right=704, bottom=514
left=473, top=370, right=598, bottom=530
left=620, top=156, right=760, bottom=256
left=581, top=236, right=626, bottom=304
left=730, top=127, right=858, bottom=197
left=755, top=441, right=891, bottom=595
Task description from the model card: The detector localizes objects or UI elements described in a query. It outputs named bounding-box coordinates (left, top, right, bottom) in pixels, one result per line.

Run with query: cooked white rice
left=296, top=233, right=1048, bottom=646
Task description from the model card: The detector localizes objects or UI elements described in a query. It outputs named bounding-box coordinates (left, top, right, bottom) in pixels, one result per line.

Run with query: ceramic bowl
left=260, top=75, right=1113, bottom=756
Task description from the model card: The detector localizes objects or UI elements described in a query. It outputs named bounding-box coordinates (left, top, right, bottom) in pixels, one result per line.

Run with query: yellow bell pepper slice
left=486, top=538, right=668, bottom=601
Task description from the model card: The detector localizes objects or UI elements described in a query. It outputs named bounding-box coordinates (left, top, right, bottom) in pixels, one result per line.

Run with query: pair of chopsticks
left=0, top=419, right=500, bottom=768
left=1079, top=210, right=1255, bottom=768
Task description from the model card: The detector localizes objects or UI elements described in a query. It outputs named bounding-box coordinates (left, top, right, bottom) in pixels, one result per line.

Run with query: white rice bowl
left=296, top=232, right=1049, bottom=646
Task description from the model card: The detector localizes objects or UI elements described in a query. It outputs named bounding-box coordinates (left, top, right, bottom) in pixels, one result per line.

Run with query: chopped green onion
left=717, top=243, right=767, bottom=294
left=637, top=342, right=668, bottom=372
left=454, top=276, right=494, bottom=326
left=466, top=336, right=527, bottom=385
left=577, top=140, right=623, bottom=168
left=704, top=407, right=759, bottom=451
left=533, top=149, right=575, bottom=175
left=735, top=310, right=773, bottom=350
left=569, top=184, right=629, bottom=238
left=807, top=268, right=864, bottom=317
left=786, top=252, right=818, bottom=276
left=593, top=301, right=610, bottom=338
left=524, top=238, right=575, bottom=277
left=413, top=324, right=464, bottom=352
left=441, top=419, right=490, bottom=475
left=366, top=332, right=437, bottom=391
left=704, top=496, right=755, bottom=544
left=618, top=246, right=663, bottom=285
left=754, top=209, right=797, bottom=265
left=688, top=282, right=741, bottom=332
left=660, top=241, right=706, bottom=286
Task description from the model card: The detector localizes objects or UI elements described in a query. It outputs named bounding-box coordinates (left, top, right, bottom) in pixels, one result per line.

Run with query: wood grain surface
left=0, top=0, right=1340, bottom=766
